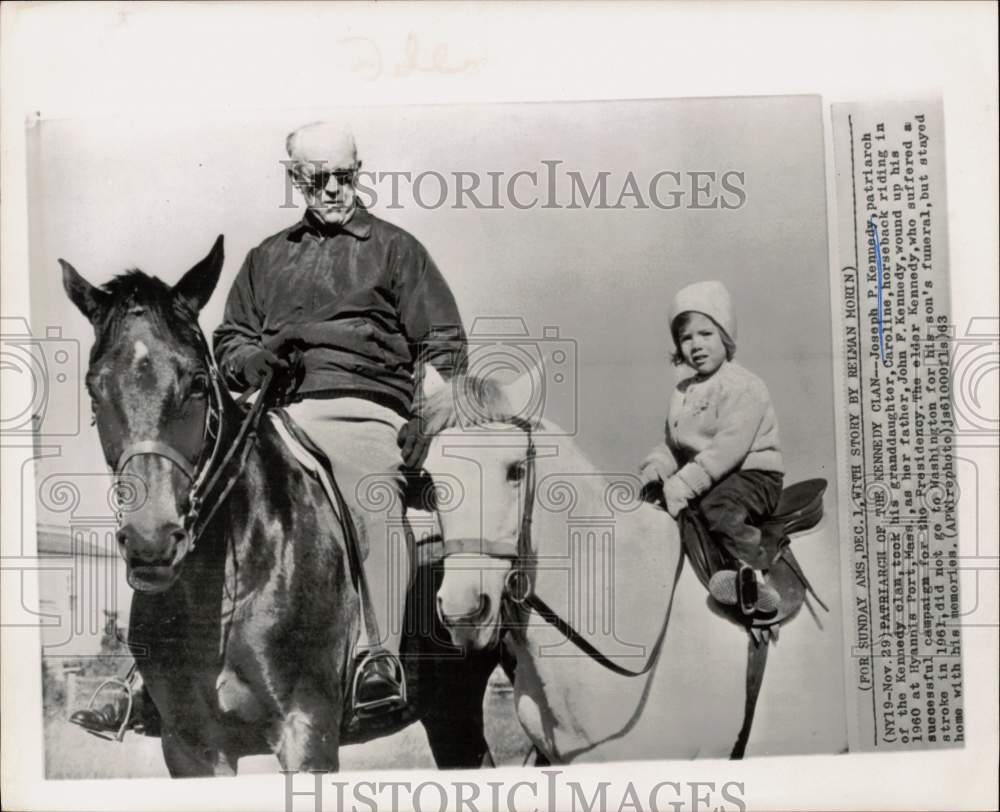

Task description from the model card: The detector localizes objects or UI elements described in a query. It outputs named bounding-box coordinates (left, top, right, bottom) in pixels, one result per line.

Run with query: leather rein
left=112, top=361, right=274, bottom=546
left=435, top=420, right=762, bottom=758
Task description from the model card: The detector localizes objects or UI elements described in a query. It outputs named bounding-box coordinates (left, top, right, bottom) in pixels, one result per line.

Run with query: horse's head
left=61, top=236, right=225, bottom=592
left=419, top=372, right=536, bottom=650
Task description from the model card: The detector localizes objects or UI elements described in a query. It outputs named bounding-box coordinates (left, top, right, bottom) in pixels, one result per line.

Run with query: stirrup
left=77, top=666, right=136, bottom=742
left=737, top=565, right=758, bottom=616
left=351, top=650, right=407, bottom=717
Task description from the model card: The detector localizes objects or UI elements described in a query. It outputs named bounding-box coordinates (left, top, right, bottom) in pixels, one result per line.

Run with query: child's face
left=677, top=312, right=727, bottom=375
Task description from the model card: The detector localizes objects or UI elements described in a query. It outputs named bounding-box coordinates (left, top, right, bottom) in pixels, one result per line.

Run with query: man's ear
left=174, top=235, right=224, bottom=313
left=60, top=259, right=110, bottom=322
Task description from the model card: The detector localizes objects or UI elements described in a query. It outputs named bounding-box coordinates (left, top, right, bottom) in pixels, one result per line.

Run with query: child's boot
left=709, top=565, right=781, bottom=617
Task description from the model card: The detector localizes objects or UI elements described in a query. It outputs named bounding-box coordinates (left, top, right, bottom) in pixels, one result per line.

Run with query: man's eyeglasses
left=288, top=166, right=358, bottom=196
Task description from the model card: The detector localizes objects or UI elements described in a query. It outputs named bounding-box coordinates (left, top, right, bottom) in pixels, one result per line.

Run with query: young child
left=639, top=280, right=784, bottom=615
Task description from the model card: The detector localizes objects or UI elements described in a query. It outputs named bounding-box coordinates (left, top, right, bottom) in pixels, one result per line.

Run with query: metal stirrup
left=79, top=662, right=137, bottom=742
left=351, top=650, right=407, bottom=716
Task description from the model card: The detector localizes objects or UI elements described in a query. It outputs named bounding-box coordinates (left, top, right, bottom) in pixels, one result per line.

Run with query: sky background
left=25, top=95, right=834, bottom=527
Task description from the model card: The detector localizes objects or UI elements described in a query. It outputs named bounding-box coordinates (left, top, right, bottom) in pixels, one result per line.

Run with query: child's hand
left=662, top=476, right=696, bottom=518
left=638, top=462, right=662, bottom=487
left=639, top=444, right=678, bottom=484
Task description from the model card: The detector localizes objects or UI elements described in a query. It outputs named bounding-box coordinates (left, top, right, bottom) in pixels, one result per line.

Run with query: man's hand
left=241, top=349, right=289, bottom=390
left=397, top=418, right=431, bottom=471
left=662, top=475, right=696, bottom=518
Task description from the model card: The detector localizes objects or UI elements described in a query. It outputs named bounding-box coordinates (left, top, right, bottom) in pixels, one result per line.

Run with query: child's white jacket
left=667, top=360, right=784, bottom=496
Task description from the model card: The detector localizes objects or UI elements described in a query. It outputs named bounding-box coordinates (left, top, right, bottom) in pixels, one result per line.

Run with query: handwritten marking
left=869, top=217, right=887, bottom=365
left=339, top=33, right=485, bottom=82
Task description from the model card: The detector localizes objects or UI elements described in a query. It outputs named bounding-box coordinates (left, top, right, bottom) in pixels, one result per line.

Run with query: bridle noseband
left=110, top=357, right=273, bottom=547
left=116, top=441, right=199, bottom=482
left=433, top=416, right=537, bottom=575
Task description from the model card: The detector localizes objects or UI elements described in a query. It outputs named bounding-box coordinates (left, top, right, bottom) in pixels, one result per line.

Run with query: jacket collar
left=288, top=205, right=373, bottom=242
left=681, top=358, right=730, bottom=386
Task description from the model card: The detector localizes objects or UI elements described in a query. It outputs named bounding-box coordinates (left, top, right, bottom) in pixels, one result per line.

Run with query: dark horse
left=60, top=236, right=499, bottom=775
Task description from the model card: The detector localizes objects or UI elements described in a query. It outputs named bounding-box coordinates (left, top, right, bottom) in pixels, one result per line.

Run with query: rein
left=491, top=422, right=769, bottom=756
left=442, top=418, right=661, bottom=678
left=113, top=362, right=274, bottom=546
left=448, top=419, right=765, bottom=758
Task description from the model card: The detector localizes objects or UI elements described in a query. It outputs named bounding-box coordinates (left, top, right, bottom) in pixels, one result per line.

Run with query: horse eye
left=189, top=375, right=210, bottom=397
left=507, top=461, right=526, bottom=484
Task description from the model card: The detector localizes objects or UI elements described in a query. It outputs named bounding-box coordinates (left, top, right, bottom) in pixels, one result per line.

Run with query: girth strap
left=731, top=634, right=769, bottom=759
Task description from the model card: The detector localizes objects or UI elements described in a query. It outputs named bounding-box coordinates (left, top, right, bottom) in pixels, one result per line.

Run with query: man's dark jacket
left=213, top=206, right=466, bottom=416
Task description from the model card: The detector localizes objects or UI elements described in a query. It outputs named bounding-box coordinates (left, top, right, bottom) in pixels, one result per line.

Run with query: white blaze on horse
left=422, top=371, right=845, bottom=762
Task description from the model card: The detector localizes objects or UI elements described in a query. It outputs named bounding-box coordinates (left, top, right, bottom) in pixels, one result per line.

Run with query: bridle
left=431, top=415, right=537, bottom=574
left=110, top=353, right=274, bottom=547
left=435, top=417, right=763, bottom=757
left=435, top=417, right=658, bottom=677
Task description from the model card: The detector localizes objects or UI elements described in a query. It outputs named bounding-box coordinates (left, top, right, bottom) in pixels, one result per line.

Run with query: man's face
left=288, top=152, right=360, bottom=227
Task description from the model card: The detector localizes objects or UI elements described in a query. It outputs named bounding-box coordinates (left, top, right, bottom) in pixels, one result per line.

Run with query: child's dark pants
left=694, top=470, right=784, bottom=570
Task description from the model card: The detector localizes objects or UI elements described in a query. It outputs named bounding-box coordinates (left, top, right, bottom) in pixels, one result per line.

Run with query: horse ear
left=174, top=235, right=224, bottom=312
left=60, top=259, right=109, bottom=322
left=420, top=363, right=448, bottom=400
left=502, top=356, right=547, bottom=426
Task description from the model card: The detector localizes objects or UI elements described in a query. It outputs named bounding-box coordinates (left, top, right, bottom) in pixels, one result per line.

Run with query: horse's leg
left=533, top=749, right=551, bottom=767
left=422, top=689, right=489, bottom=768
left=273, top=683, right=342, bottom=772
left=161, top=728, right=237, bottom=777
left=421, top=649, right=496, bottom=769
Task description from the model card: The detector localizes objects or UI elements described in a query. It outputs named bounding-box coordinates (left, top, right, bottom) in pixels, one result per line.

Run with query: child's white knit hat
left=669, top=280, right=737, bottom=341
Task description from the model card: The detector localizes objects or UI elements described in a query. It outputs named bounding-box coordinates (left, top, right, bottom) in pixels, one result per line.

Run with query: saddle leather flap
left=768, top=478, right=826, bottom=534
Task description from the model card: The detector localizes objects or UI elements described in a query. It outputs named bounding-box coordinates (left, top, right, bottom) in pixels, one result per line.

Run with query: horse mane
left=90, top=269, right=207, bottom=363
left=417, top=373, right=519, bottom=435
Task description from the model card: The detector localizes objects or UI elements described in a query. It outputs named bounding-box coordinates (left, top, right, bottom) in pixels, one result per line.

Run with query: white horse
left=422, top=373, right=846, bottom=762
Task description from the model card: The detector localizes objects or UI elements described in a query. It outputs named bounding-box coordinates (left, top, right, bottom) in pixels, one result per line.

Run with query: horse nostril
left=438, top=592, right=492, bottom=624
left=116, top=530, right=128, bottom=547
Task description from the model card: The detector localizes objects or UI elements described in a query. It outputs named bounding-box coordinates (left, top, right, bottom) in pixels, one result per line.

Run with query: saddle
left=677, top=478, right=830, bottom=759
left=675, top=478, right=828, bottom=629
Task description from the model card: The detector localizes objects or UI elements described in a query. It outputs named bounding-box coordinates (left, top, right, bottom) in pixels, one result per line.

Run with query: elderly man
left=67, top=122, right=464, bottom=735
left=213, top=121, right=467, bottom=714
